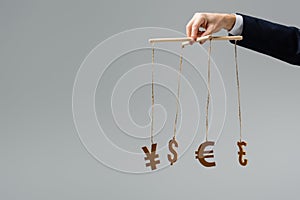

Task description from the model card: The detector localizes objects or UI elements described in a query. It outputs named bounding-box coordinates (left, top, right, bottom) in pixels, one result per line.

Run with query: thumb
left=199, top=27, right=214, bottom=44
left=201, top=26, right=214, bottom=37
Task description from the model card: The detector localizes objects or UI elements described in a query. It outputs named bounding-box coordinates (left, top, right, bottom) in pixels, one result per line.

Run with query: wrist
left=223, top=13, right=236, bottom=31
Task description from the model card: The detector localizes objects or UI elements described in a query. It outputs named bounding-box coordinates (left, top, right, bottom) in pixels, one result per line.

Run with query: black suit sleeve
left=232, top=13, right=300, bottom=65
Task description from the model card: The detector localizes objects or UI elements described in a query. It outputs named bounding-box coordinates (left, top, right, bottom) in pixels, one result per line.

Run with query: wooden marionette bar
left=149, top=35, right=243, bottom=45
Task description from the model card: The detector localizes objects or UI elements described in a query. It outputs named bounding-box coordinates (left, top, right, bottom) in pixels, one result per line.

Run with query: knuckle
left=192, top=24, right=199, bottom=29
left=195, top=12, right=204, bottom=18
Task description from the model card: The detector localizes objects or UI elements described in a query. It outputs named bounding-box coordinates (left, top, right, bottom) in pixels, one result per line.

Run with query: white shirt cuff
left=229, top=14, right=243, bottom=35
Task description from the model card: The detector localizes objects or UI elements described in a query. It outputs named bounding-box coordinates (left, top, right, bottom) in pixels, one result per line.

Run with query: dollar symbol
left=195, top=141, right=216, bottom=167
left=167, top=137, right=178, bottom=165
left=141, top=143, right=160, bottom=170
left=237, top=141, right=248, bottom=166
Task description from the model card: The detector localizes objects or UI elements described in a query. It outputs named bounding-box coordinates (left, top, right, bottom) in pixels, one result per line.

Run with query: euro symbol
left=237, top=141, right=248, bottom=166
left=167, top=137, right=178, bottom=165
left=195, top=141, right=216, bottom=167
left=141, top=143, right=160, bottom=170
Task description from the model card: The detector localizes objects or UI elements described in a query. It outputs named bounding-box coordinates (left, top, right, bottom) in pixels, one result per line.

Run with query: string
left=234, top=40, right=243, bottom=141
left=150, top=44, right=155, bottom=144
left=205, top=39, right=212, bottom=142
left=173, top=46, right=184, bottom=139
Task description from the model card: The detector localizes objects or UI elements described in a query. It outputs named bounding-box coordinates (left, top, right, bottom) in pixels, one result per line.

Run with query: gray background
left=1, top=0, right=300, bottom=199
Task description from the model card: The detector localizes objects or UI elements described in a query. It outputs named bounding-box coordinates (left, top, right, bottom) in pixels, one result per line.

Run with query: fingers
left=186, top=13, right=206, bottom=41
left=186, top=19, right=193, bottom=38
left=196, top=31, right=207, bottom=44
left=186, top=13, right=229, bottom=44
left=195, top=27, right=213, bottom=44
left=191, top=19, right=203, bottom=40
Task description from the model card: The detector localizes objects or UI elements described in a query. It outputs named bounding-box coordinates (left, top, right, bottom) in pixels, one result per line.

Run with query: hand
left=186, top=13, right=236, bottom=44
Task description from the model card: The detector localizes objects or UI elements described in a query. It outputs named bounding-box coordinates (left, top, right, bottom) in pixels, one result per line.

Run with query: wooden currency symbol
left=195, top=141, right=216, bottom=167
left=237, top=141, right=248, bottom=166
left=141, top=143, right=160, bottom=170
left=167, top=137, right=178, bottom=165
